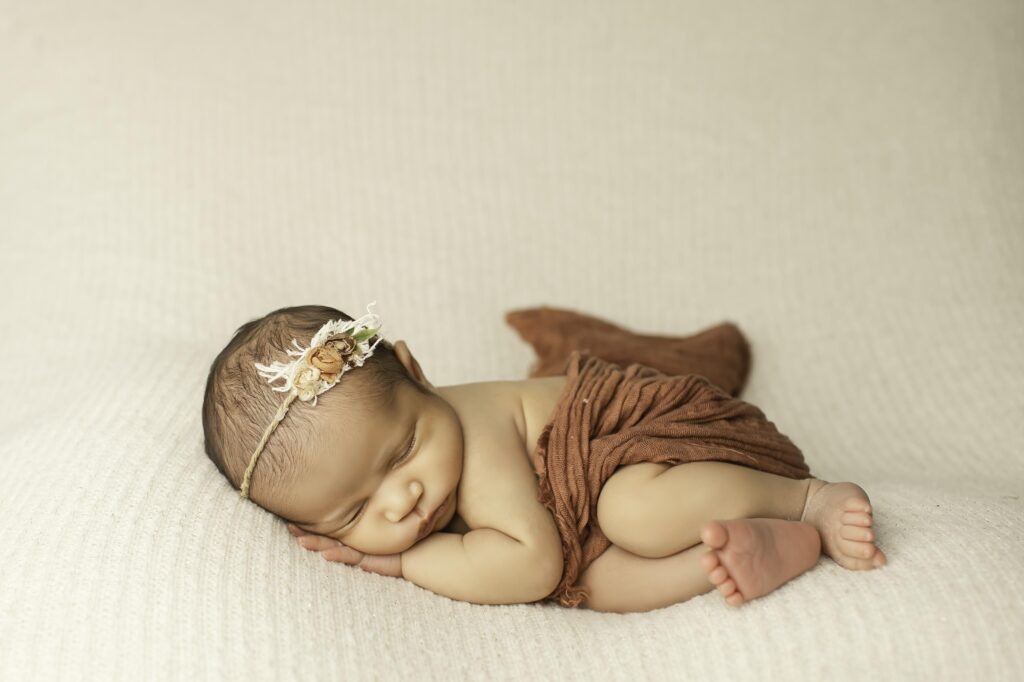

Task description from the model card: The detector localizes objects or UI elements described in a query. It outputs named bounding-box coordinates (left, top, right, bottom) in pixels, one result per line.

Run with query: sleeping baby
left=202, top=302, right=886, bottom=613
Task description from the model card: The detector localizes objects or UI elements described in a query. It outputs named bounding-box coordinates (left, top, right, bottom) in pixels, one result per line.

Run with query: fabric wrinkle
left=529, top=350, right=813, bottom=608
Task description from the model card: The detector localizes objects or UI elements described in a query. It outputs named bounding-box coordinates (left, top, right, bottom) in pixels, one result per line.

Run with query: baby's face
left=280, top=375, right=464, bottom=556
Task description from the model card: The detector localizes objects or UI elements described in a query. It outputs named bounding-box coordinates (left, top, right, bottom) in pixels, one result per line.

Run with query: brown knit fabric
left=505, top=306, right=752, bottom=397
left=529, top=350, right=813, bottom=609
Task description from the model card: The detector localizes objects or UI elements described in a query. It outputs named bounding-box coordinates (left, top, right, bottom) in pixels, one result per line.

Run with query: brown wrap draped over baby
left=506, top=307, right=813, bottom=608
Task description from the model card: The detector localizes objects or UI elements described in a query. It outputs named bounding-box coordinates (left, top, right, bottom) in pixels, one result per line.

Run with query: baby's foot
left=800, top=479, right=887, bottom=571
left=699, top=518, right=822, bottom=607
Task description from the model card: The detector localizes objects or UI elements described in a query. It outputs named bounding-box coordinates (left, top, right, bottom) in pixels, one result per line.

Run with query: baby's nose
left=384, top=480, right=423, bottom=523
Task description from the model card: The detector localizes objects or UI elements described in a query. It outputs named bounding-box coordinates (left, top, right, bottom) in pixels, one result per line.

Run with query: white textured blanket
left=1, top=1, right=1022, bottom=680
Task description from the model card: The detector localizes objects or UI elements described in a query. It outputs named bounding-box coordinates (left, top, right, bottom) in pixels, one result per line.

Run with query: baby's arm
left=287, top=524, right=562, bottom=605
left=401, top=529, right=561, bottom=605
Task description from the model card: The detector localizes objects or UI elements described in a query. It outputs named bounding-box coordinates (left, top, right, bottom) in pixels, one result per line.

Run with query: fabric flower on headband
left=255, top=309, right=382, bottom=405
left=239, top=301, right=385, bottom=499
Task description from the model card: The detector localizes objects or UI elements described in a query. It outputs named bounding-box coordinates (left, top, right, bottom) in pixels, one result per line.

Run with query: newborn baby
left=202, top=303, right=886, bottom=613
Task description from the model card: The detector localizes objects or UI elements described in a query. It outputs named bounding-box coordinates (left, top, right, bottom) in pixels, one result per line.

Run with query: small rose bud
left=294, top=366, right=322, bottom=401
left=327, top=336, right=357, bottom=357
left=309, top=345, right=344, bottom=374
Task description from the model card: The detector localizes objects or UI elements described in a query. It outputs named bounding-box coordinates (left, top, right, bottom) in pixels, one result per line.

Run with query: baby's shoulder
left=444, top=378, right=565, bottom=556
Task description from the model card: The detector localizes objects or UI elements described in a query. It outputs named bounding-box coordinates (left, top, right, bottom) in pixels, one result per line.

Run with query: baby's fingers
left=287, top=524, right=364, bottom=565
left=320, top=544, right=364, bottom=565
left=287, top=523, right=334, bottom=549
left=295, top=534, right=341, bottom=552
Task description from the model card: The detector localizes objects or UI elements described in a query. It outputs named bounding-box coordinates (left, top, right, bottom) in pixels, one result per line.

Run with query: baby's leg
left=577, top=542, right=715, bottom=613
left=578, top=517, right=822, bottom=613
left=597, top=461, right=813, bottom=558
left=597, top=461, right=887, bottom=571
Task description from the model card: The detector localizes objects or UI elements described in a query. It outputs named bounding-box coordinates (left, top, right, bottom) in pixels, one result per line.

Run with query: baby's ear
left=393, top=340, right=434, bottom=389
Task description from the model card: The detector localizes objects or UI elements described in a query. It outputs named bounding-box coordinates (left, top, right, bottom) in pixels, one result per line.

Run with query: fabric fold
left=529, top=350, right=813, bottom=608
left=505, top=306, right=753, bottom=397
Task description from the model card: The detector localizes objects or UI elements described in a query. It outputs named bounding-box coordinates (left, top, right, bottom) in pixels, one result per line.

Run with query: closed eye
left=393, top=428, right=417, bottom=468
left=337, top=427, right=418, bottom=531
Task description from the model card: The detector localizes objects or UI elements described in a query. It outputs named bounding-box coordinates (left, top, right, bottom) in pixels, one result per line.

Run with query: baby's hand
left=286, top=523, right=402, bottom=578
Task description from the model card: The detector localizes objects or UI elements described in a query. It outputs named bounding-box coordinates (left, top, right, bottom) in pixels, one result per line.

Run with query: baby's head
left=202, top=304, right=464, bottom=555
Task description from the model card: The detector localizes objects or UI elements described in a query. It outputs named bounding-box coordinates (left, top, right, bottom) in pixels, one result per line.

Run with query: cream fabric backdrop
left=1, top=1, right=1022, bottom=680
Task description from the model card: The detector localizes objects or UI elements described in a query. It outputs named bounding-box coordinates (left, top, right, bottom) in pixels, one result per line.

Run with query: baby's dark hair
left=202, top=304, right=418, bottom=516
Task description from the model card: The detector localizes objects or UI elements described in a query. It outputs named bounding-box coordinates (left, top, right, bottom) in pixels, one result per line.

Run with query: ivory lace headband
left=239, top=301, right=385, bottom=499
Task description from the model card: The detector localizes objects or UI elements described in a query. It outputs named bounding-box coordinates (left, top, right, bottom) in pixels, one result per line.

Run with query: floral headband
left=239, top=301, right=385, bottom=499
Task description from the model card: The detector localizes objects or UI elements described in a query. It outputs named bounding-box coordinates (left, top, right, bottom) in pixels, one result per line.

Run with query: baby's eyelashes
left=395, top=430, right=417, bottom=467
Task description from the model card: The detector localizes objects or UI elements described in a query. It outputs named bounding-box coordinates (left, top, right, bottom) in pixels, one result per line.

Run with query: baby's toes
left=848, top=540, right=887, bottom=570
left=840, top=537, right=878, bottom=561
left=717, top=578, right=738, bottom=598
left=840, top=524, right=874, bottom=543
left=841, top=511, right=873, bottom=527
left=701, top=551, right=733, bottom=587
left=708, top=565, right=730, bottom=586
left=842, top=553, right=880, bottom=571
left=843, top=497, right=872, bottom=514
left=701, top=549, right=721, bottom=574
